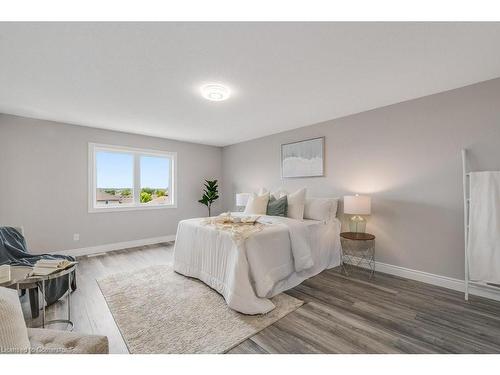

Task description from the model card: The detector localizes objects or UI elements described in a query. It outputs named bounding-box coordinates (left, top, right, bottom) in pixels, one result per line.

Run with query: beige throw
left=202, top=216, right=268, bottom=243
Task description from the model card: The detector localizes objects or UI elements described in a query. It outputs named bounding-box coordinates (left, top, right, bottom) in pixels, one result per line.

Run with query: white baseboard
left=51, top=235, right=176, bottom=257
left=345, top=257, right=500, bottom=302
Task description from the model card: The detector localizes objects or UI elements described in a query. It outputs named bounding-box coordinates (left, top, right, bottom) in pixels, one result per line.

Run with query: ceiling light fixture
left=200, top=83, right=231, bottom=101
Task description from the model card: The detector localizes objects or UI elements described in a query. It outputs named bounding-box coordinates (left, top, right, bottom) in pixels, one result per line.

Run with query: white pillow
left=271, top=189, right=288, bottom=200
left=304, top=198, right=339, bottom=222
left=244, top=192, right=270, bottom=215
left=0, top=287, right=30, bottom=353
left=258, top=187, right=268, bottom=195
left=286, top=188, right=306, bottom=220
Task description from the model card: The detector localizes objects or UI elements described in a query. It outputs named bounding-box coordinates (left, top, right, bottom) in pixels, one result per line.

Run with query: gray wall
left=0, top=114, right=222, bottom=253
left=222, top=78, right=500, bottom=280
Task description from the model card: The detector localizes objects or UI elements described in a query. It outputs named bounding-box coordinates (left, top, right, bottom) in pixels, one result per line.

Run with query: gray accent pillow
left=266, top=196, right=288, bottom=217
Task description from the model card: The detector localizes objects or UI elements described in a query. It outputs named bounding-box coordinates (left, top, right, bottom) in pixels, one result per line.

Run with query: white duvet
left=173, top=214, right=341, bottom=314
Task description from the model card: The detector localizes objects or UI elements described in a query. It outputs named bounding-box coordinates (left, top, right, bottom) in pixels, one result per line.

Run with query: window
left=89, top=143, right=176, bottom=212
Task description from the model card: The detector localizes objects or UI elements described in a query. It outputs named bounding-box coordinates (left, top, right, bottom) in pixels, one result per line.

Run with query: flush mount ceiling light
left=200, top=83, right=231, bottom=101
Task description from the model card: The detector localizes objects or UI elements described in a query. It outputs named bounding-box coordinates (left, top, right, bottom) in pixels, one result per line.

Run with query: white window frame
left=88, top=143, right=177, bottom=213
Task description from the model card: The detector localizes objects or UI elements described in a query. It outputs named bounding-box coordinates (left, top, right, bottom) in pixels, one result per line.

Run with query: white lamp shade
left=344, top=195, right=371, bottom=215
left=236, top=193, right=251, bottom=207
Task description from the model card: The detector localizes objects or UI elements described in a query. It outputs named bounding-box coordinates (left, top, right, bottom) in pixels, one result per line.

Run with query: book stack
left=30, top=259, right=77, bottom=276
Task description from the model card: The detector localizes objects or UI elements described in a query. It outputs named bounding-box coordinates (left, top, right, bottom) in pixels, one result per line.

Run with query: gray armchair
left=0, top=286, right=108, bottom=354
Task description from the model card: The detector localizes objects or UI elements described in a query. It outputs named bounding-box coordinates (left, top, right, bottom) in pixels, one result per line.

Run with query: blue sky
left=140, top=155, right=170, bottom=189
left=96, top=151, right=170, bottom=189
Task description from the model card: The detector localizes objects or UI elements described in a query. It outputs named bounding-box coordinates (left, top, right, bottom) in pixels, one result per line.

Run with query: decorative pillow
left=244, top=192, right=270, bottom=215
left=0, top=287, right=30, bottom=353
left=304, top=198, right=339, bottom=222
left=266, top=196, right=288, bottom=217
left=286, top=188, right=306, bottom=220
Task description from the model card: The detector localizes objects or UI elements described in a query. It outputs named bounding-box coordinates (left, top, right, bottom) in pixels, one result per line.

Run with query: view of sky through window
left=96, top=151, right=170, bottom=189
left=140, top=155, right=170, bottom=189
left=96, top=151, right=133, bottom=188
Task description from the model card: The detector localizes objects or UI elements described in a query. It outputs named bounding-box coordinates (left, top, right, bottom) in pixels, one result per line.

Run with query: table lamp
left=344, top=194, right=371, bottom=233
left=235, top=193, right=251, bottom=212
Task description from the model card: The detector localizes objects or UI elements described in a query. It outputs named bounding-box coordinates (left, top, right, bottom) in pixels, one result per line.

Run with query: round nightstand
left=340, top=232, right=376, bottom=279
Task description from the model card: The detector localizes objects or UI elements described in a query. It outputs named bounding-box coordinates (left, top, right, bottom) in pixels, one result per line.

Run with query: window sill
left=88, top=204, right=177, bottom=213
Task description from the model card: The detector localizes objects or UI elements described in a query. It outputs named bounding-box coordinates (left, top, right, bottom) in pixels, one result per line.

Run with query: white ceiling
left=1, top=22, right=500, bottom=146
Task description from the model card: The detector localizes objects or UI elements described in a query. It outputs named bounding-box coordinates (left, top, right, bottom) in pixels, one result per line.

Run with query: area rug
left=97, top=264, right=303, bottom=354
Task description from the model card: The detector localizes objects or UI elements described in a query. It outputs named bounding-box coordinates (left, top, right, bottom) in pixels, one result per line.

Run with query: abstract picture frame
left=281, top=136, right=325, bottom=178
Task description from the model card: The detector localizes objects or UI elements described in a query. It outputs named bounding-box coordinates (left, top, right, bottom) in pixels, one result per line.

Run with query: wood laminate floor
left=21, top=244, right=500, bottom=354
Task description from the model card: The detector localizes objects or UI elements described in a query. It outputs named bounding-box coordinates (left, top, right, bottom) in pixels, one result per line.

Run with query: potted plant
left=198, top=179, right=219, bottom=217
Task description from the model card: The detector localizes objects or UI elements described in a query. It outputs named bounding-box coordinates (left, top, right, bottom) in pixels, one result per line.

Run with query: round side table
left=1, top=265, right=77, bottom=330
left=340, top=232, right=376, bottom=279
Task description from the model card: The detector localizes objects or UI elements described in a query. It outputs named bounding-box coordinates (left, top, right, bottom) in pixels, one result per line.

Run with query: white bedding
left=173, top=214, right=341, bottom=314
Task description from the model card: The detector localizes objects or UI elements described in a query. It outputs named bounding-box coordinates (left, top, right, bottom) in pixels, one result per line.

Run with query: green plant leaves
left=199, top=179, right=219, bottom=209
left=140, top=191, right=152, bottom=203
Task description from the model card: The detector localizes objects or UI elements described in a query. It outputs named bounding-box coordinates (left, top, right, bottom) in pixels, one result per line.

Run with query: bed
left=173, top=205, right=341, bottom=314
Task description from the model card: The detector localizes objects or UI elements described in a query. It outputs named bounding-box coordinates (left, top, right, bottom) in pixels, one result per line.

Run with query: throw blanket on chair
left=0, top=226, right=76, bottom=305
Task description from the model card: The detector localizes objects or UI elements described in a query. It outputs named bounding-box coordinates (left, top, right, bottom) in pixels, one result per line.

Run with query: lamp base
left=349, top=215, right=366, bottom=233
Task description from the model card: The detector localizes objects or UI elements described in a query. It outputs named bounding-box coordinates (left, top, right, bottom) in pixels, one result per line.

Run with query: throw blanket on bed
left=0, top=227, right=75, bottom=305
left=201, top=217, right=267, bottom=243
